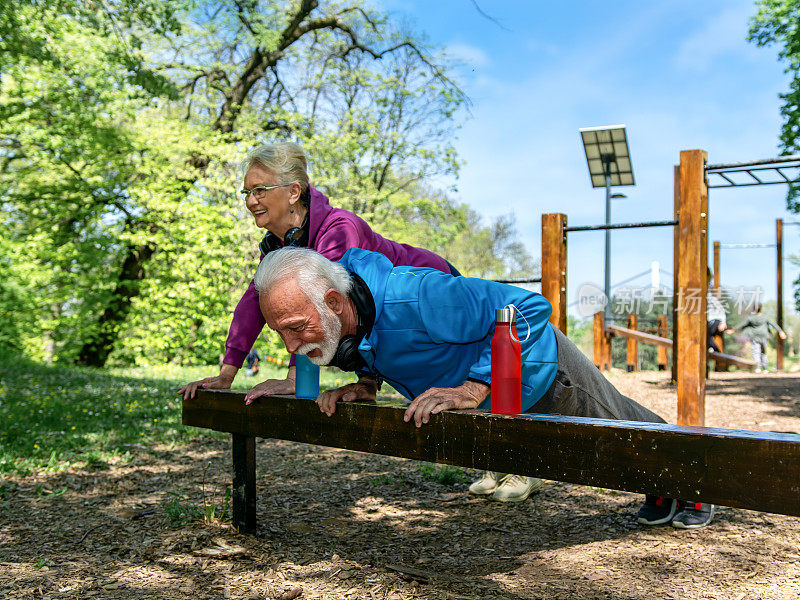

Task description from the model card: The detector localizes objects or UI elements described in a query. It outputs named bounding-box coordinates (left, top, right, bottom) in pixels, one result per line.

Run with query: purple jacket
left=223, top=186, right=454, bottom=368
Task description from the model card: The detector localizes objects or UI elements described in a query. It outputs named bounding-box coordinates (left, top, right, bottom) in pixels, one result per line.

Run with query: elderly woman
left=178, top=142, right=457, bottom=401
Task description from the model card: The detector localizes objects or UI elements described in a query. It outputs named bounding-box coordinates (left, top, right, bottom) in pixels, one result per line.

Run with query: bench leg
left=232, top=434, right=256, bottom=533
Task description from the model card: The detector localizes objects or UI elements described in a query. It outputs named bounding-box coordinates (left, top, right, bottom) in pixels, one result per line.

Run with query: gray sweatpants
left=750, top=338, right=769, bottom=370
left=530, top=326, right=666, bottom=424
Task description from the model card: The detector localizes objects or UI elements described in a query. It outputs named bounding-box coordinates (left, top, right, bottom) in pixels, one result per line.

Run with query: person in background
left=707, top=293, right=727, bottom=354
left=245, top=348, right=260, bottom=376
left=249, top=247, right=715, bottom=528
left=727, top=303, right=787, bottom=373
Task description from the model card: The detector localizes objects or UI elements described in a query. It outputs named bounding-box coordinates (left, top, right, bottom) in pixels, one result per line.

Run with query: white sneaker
left=492, top=475, right=544, bottom=502
left=468, top=471, right=507, bottom=495
left=755, top=368, right=762, bottom=373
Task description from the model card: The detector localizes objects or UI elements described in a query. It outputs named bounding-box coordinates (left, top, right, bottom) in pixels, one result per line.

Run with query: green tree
left=749, top=0, right=800, bottom=210
left=2, top=0, right=541, bottom=367
left=1, top=0, right=471, bottom=366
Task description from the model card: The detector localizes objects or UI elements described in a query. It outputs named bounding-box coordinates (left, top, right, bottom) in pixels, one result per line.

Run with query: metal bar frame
left=565, top=219, right=678, bottom=233
left=491, top=277, right=542, bottom=284
left=706, top=154, right=800, bottom=170
left=706, top=155, right=800, bottom=188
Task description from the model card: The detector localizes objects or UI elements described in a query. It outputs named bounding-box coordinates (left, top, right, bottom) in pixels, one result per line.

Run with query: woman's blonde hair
left=242, top=142, right=310, bottom=192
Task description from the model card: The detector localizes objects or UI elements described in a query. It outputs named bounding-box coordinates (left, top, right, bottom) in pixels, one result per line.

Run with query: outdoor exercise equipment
left=707, top=156, right=800, bottom=369
left=542, top=151, right=698, bottom=423
left=713, top=218, right=793, bottom=370
left=544, top=150, right=800, bottom=426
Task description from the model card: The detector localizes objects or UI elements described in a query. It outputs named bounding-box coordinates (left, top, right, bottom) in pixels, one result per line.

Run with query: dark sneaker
left=637, top=495, right=678, bottom=525
left=672, top=501, right=715, bottom=529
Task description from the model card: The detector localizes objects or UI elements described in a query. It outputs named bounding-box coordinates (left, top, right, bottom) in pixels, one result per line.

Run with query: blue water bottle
left=295, top=354, right=320, bottom=399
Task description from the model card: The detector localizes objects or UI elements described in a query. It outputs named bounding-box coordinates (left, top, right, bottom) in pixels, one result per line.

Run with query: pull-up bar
left=706, top=155, right=800, bottom=188
left=719, top=243, right=776, bottom=249
left=565, top=219, right=678, bottom=233
left=706, top=154, right=800, bottom=170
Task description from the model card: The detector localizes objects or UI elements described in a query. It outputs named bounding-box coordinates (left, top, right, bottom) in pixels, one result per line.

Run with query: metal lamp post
left=579, top=125, right=635, bottom=317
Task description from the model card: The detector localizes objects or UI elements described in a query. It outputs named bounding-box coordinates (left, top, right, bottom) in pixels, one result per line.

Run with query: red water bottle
left=491, top=307, right=521, bottom=414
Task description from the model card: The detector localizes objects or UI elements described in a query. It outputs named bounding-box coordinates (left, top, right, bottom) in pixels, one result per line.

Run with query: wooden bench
left=183, top=389, right=800, bottom=533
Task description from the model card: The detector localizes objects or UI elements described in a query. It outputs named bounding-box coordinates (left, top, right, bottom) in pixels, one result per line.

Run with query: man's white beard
left=296, top=303, right=342, bottom=366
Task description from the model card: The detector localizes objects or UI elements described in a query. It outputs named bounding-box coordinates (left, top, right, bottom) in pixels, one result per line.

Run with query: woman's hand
left=779, top=331, right=788, bottom=340
left=178, top=364, right=238, bottom=400
left=316, top=379, right=379, bottom=416
left=404, top=380, right=489, bottom=428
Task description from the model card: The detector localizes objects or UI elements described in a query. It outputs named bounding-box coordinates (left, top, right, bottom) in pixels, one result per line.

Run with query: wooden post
left=593, top=311, right=611, bottom=370
left=593, top=311, right=604, bottom=369
left=777, top=218, right=784, bottom=371
left=657, top=315, right=668, bottom=371
left=672, top=166, right=679, bottom=384
left=232, top=434, right=256, bottom=533
left=542, top=213, right=567, bottom=334
left=675, top=150, right=708, bottom=426
left=626, top=314, right=639, bottom=371
left=713, top=241, right=721, bottom=299
left=712, top=331, right=727, bottom=372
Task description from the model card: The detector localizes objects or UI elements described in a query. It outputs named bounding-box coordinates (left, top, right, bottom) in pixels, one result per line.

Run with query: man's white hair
left=254, top=247, right=352, bottom=310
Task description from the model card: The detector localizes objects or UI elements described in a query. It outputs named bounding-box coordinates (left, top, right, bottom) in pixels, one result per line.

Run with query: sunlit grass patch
left=0, top=355, right=202, bottom=475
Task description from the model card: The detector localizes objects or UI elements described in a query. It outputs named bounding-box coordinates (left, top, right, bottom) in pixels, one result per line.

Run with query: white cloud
left=446, top=42, right=491, bottom=68
left=673, top=2, right=761, bottom=72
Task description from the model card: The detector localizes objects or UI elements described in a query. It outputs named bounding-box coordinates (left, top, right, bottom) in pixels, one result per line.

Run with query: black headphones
left=259, top=214, right=309, bottom=255
left=327, top=274, right=375, bottom=372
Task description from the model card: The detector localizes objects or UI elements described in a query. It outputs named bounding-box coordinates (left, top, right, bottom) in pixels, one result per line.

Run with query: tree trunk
left=77, top=242, right=155, bottom=366
left=72, top=3, right=442, bottom=367
left=42, top=303, right=62, bottom=364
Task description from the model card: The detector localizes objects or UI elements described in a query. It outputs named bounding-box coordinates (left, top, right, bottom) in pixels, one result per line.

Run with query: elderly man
left=246, top=246, right=715, bottom=529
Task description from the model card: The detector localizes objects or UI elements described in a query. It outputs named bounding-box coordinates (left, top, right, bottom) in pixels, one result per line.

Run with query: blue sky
left=379, top=0, right=797, bottom=318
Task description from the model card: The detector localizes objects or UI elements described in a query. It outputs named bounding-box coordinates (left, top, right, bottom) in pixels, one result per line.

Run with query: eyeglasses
left=240, top=183, right=293, bottom=202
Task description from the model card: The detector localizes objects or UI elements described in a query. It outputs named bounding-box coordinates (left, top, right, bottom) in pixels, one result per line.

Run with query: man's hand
left=779, top=331, right=788, bottom=340
left=404, top=380, right=489, bottom=428
left=317, top=379, right=378, bottom=416
left=178, top=363, right=238, bottom=400
left=244, top=367, right=297, bottom=405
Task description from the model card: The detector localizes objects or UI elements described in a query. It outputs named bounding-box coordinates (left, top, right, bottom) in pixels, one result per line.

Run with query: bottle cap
left=495, top=307, right=516, bottom=324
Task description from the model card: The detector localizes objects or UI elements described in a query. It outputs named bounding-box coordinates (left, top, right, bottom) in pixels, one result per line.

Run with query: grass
left=418, top=462, right=470, bottom=485
left=0, top=353, right=359, bottom=476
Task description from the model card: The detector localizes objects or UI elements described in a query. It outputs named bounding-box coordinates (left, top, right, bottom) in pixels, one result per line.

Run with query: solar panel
left=579, top=125, right=635, bottom=187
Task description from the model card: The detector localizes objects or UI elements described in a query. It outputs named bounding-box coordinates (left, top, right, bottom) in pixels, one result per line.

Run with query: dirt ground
left=2, top=371, right=800, bottom=600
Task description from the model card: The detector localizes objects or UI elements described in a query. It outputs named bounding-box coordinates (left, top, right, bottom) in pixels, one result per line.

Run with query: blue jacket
left=339, top=248, right=558, bottom=412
